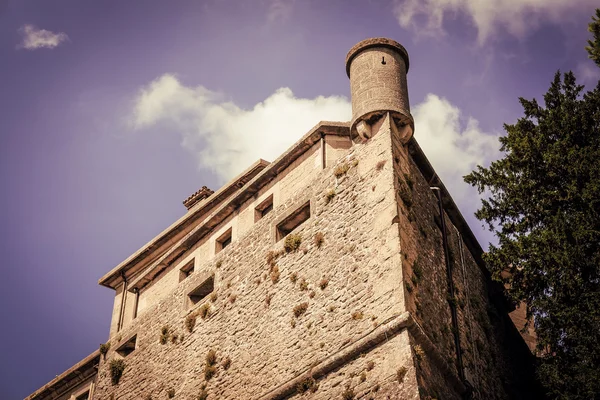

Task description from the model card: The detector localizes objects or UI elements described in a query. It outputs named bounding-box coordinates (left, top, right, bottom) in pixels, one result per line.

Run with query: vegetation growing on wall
left=109, top=359, right=126, bottom=385
left=284, top=234, right=302, bottom=253
left=99, top=342, right=110, bottom=358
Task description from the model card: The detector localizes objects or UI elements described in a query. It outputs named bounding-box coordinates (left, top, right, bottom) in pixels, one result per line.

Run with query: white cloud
left=576, top=61, right=600, bottom=86
left=393, top=0, right=597, bottom=44
left=412, top=94, right=501, bottom=212
left=131, top=74, right=351, bottom=180
left=17, top=24, right=69, bottom=50
left=130, top=75, right=500, bottom=215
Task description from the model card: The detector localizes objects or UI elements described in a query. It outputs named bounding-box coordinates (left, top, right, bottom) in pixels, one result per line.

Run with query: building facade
left=26, top=38, right=539, bottom=400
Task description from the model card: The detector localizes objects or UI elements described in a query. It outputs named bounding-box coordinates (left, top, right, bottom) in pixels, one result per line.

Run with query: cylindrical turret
left=346, top=38, right=414, bottom=142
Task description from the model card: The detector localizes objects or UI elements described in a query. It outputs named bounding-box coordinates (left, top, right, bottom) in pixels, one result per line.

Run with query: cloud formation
left=131, top=74, right=351, bottom=180
left=393, top=0, right=597, bottom=44
left=17, top=24, right=69, bottom=50
left=411, top=94, right=501, bottom=210
left=576, top=61, right=600, bottom=86
left=131, top=75, right=501, bottom=212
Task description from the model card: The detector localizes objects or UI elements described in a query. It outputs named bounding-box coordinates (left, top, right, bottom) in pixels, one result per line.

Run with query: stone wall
left=93, top=120, right=421, bottom=400
left=118, top=141, right=323, bottom=335
left=91, top=114, right=538, bottom=400
left=390, top=119, right=538, bottom=399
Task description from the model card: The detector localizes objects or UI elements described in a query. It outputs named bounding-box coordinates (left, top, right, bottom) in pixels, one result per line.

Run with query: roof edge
left=124, top=121, right=350, bottom=292
left=98, top=159, right=270, bottom=288
left=25, top=350, right=100, bottom=400
left=98, top=122, right=349, bottom=289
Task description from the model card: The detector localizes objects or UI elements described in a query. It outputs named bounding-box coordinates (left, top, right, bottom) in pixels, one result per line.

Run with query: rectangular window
left=179, top=259, right=195, bottom=282
left=188, top=275, right=215, bottom=308
left=116, top=335, right=137, bottom=357
left=215, top=228, right=232, bottom=254
left=276, top=201, right=311, bottom=241
left=255, top=194, right=274, bottom=222
left=76, top=391, right=90, bottom=400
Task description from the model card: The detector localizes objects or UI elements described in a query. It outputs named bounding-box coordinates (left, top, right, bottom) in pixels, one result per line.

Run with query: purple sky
left=1, top=1, right=598, bottom=398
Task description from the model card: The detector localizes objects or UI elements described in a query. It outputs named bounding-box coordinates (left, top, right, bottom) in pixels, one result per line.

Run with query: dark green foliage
left=185, top=314, right=196, bottom=333
left=204, top=365, right=216, bottom=380
left=284, top=234, right=302, bottom=253
left=447, top=295, right=457, bottom=308
left=109, top=359, right=126, bottom=385
left=293, top=302, right=308, bottom=317
left=99, top=342, right=110, bottom=357
left=159, top=326, right=170, bottom=344
left=296, top=376, right=318, bottom=394
left=399, top=186, right=413, bottom=209
left=403, top=173, right=414, bottom=190
left=206, top=349, right=217, bottom=366
left=397, top=366, right=408, bottom=383
left=464, top=70, right=600, bottom=399
left=586, top=9, right=600, bottom=67
left=413, top=260, right=423, bottom=281
left=197, top=385, right=209, bottom=400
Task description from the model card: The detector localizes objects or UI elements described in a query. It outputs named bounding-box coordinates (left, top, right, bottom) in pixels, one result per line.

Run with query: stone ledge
left=25, top=350, right=100, bottom=400
left=257, top=311, right=468, bottom=400
left=258, top=312, right=411, bottom=400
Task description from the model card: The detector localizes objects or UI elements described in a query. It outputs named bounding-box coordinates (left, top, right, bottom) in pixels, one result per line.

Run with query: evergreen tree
left=464, top=34, right=600, bottom=400
left=586, top=9, right=600, bottom=68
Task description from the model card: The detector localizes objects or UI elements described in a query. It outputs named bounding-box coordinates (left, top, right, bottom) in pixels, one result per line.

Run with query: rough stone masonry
left=26, top=38, right=540, bottom=400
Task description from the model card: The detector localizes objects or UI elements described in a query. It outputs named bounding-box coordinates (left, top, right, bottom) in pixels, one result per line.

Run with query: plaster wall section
left=324, top=135, right=353, bottom=168
left=109, top=285, right=124, bottom=336
left=92, top=123, right=413, bottom=400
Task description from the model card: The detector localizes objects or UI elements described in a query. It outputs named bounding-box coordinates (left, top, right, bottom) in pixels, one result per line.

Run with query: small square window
left=188, top=275, right=214, bottom=308
left=255, top=195, right=274, bottom=222
left=179, top=259, right=195, bottom=282
left=116, top=335, right=137, bottom=357
left=216, top=228, right=232, bottom=254
left=276, top=201, right=311, bottom=241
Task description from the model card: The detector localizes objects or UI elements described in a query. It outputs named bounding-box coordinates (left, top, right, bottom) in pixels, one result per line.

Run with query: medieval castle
left=26, top=38, right=539, bottom=400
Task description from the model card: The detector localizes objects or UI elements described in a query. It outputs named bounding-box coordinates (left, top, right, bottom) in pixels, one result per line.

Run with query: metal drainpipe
left=320, top=132, right=326, bottom=169
left=431, top=186, right=472, bottom=398
left=117, top=271, right=127, bottom=332
left=454, top=225, right=482, bottom=399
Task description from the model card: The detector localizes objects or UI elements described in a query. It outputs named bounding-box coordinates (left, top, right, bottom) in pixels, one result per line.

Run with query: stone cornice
left=98, top=159, right=270, bottom=289
left=126, top=121, right=350, bottom=292
left=25, top=350, right=100, bottom=400
left=100, top=121, right=350, bottom=290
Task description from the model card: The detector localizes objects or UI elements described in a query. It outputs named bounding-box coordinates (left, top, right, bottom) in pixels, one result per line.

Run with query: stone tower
left=346, top=38, right=413, bottom=142
left=26, top=38, right=540, bottom=400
